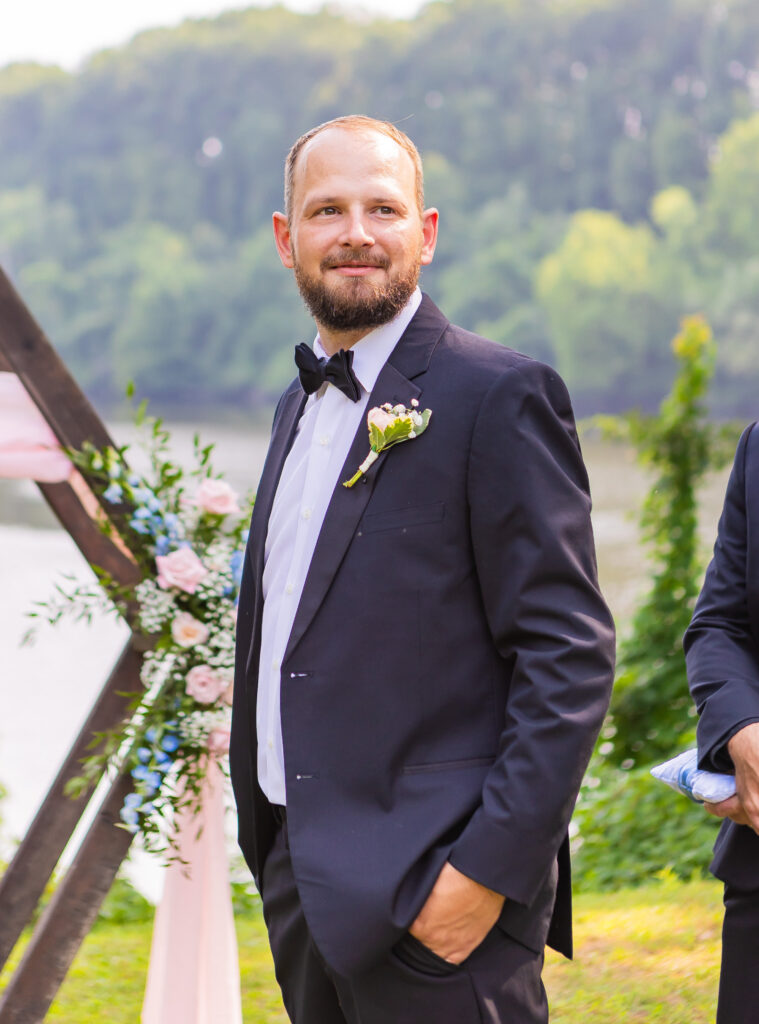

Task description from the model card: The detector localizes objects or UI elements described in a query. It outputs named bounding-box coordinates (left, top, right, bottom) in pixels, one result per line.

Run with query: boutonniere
left=343, top=399, right=432, bottom=488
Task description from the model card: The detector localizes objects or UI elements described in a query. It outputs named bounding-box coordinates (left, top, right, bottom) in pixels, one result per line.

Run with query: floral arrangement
left=27, top=407, right=252, bottom=856
left=343, top=400, right=432, bottom=487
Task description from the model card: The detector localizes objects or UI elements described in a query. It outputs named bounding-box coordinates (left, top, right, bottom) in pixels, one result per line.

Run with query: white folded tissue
left=650, top=749, right=737, bottom=804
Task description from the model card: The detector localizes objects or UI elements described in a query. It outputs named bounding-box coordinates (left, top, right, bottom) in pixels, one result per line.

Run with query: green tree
left=600, top=316, right=736, bottom=767
left=650, top=110, right=705, bottom=195
left=705, top=113, right=759, bottom=258
left=573, top=317, right=736, bottom=889
left=536, top=210, right=678, bottom=409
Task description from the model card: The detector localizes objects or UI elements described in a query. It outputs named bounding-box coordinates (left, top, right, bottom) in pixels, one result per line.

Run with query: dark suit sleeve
left=684, top=423, right=759, bottom=774
left=447, top=359, right=615, bottom=905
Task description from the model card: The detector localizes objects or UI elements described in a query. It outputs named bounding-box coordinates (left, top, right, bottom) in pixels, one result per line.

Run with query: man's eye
left=318, top=207, right=338, bottom=216
left=376, top=206, right=395, bottom=215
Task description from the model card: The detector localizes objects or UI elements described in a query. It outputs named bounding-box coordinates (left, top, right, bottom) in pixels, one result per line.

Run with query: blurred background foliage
left=2, top=0, right=759, bottom=416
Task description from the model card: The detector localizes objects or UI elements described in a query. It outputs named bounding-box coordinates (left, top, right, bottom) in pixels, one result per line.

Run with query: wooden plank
left=0, top=772, right=136, bottom=1024
left=0, top=642, right=141, bottom=972
left=0, top=268, right=113, bottom=453
left=0, top=265, right=161, bottom=1015
left=0, top=267, right=139, bottom=549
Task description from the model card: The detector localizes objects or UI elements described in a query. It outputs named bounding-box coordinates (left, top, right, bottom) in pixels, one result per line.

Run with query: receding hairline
left=284, top=116, right=425, bottom=221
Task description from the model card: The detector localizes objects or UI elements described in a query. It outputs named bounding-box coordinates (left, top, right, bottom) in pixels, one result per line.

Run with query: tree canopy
left=2, top=0, right=759, bottom=414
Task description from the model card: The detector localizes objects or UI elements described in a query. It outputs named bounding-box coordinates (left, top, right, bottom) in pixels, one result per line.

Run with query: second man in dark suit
left=686, top=421, right=759, bottom=1024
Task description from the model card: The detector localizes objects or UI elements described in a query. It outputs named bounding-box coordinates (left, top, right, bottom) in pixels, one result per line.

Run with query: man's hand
left=704, top=722, right=759, bottom=834
left=409, top=861, right=505, bottom=965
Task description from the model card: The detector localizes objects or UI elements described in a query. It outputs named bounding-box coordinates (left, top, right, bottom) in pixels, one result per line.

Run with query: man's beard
left=293, top=250, right=420, bottom=332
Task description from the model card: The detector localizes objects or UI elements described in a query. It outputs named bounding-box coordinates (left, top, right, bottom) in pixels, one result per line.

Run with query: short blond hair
left=284, top=115, right=424, bottom=220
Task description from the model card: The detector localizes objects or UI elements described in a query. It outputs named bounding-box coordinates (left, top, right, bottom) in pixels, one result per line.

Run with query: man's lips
left=322, top=256, right=389, bottom=276
left=329, top=264, right=381, bottom=276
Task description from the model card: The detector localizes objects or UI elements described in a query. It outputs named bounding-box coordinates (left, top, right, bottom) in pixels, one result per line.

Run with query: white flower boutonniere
left=343, top=399, right=432, bottom=488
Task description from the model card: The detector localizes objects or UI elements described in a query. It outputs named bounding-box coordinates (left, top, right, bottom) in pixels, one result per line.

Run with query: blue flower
left=230, top=549, right=244, bottom=589
left=142, top=802, right=155, bottom=814
left=124, top=792, right=143, bottom=809
left=127, top=475, right=141, bottom=487
left=103, top=483, right=123, bottom=503
left=129, top=518, right=150, bottom=535
left=131, top=764, right=151, bottom=782
left=154, top=535, right=171, bottom=556
left=147, top=496, right=162, bottom=513
left=145, top=726, right=159, bottom=743
left=146, top=771, right=162, bottom=789
left=161, top=734, right=180, bottom=754
left=132, top=487, right=155, bottom=505
left=136, top=747, right=152, bottom=763
left=155, top=749, right=172, bottom=765
left=133, top=507, right=152, bottom=520
left=120, top=806, right=140, bottom=826
left=163, top=513, right=180, bottom=536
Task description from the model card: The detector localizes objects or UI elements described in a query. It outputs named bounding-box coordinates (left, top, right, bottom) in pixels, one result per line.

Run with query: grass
left=544, top=878, right=722, bottom=1022
left=0, top=879, right=722, bottom=1022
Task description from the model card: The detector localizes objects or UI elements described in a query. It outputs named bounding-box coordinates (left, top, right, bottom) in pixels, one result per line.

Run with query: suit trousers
left=260, top=813, right=549, bottom=1024
left=717, top=883, right=759, bottom=1024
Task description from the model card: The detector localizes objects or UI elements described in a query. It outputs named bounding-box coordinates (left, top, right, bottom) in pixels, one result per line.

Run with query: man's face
left=273, top=128, right=438, bottom=334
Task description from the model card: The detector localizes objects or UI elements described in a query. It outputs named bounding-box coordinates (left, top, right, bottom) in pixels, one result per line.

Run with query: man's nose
left=340, top=212, right=375, bottom=247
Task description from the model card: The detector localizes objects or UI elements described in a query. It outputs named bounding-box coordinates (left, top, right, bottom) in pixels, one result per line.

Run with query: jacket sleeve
left=684, top=423, right=759, bottom=774
left=447, top=358, right=615, bottom=906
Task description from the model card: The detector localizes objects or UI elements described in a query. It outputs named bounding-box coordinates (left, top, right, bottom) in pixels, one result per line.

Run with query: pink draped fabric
left=0, top=372, right=71, bottom=482
left=142, top=759, right=243, bottom=1024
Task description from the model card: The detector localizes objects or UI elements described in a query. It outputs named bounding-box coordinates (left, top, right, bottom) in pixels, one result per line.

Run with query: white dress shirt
left=256, top=288, right=422, bottom=805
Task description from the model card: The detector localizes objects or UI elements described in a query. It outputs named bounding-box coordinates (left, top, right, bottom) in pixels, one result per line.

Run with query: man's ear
left=272, top=212, right=295, bottom=269
left=420, top=208, right=439, bottom=266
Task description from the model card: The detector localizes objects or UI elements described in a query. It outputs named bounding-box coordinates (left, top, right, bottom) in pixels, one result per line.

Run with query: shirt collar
left=313, top=287, right=422, bottom=396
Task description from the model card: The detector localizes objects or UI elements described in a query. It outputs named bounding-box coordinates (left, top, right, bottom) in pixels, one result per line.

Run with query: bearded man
left=230, top=114, right=615, bottom=1024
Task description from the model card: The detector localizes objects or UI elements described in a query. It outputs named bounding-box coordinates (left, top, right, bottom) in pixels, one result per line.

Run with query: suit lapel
left=283, top=294, right=449, bottom=663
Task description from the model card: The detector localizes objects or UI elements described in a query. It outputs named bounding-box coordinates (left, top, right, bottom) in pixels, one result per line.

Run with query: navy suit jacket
left=685, top=422, right=759, bottom=889
left=230, top=295, right=616, bottom=976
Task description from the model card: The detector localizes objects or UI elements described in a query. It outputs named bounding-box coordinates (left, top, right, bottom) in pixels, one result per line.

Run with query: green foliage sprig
left=573, top=317, right=739, bottom=889
left=595, top=316, right=737, bottom=767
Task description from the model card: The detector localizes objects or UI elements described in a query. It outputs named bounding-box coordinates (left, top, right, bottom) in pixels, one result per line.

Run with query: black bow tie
left=294, top=343, right=362, bottom=402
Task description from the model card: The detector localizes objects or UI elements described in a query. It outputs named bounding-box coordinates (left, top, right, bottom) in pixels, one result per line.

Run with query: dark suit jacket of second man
left=686, top=421, right=759, bottom=890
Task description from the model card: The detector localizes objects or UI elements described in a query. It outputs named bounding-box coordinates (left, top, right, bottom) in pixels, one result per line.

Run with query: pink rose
left=194, top=478, right=240, bottom=516
left=156, top=547, right=207, bottom=594
left=367, top=407, right=395, bottom=433
left=207, top=727, right=231, bottom=757
left=185, top=664, right=227, bottom=704
left=171, top=612, right=209, bottom=648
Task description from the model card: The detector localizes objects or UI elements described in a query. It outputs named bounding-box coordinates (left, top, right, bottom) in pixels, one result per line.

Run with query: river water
left=0, top=425, right=732, bottom=898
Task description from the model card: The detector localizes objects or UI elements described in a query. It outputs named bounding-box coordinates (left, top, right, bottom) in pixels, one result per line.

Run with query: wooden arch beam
left=0, top=267, right=146, bottom=1019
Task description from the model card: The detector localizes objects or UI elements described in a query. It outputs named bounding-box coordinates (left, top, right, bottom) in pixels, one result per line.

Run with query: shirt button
left=267, top=737, right=274, bottom=750
left=319, top=435, right=330, bottom=447
left=285, top=583, right=294, bottom=595
left=302, top=507, right=312, bottom=520
left=272, top=659, right=280, bottom=672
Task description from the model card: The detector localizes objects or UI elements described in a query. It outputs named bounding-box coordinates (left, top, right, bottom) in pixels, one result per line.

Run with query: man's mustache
left=320, top=252, right=390, bottom=271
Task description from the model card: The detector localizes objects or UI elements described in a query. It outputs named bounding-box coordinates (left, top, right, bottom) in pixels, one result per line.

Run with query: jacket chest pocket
left=359, top=501, right=445, bottom=535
